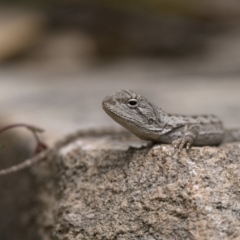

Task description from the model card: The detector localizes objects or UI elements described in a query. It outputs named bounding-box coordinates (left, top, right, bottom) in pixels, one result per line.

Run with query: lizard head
left=102, top=90, right=166, bottom=141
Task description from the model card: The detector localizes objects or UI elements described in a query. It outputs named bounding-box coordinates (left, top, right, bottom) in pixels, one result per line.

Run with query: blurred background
left=1, top=0, right=240, bottom=137
left=1, top=1, right=240, bottom=239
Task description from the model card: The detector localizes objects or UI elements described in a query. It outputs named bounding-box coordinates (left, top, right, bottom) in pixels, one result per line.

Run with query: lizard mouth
left=103, top=103, right=157, bottom=141
left=102, top=104, right=143, bottom=129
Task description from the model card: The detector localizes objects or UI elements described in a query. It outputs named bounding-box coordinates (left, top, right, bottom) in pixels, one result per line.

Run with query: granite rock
left=34, top=129, right=240, bottom=240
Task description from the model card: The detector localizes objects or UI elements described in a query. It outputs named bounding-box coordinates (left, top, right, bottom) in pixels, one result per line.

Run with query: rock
left=33, top=128, right=240, bottom=240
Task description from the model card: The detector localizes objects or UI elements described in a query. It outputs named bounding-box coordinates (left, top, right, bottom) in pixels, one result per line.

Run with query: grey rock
left=35, top=129, right=240, bottom=240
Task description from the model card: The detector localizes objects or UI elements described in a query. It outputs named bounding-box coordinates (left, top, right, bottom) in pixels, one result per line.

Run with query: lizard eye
left=127, top=99, right=138, bottom=108
left=148, top=119, right=154, bottom=125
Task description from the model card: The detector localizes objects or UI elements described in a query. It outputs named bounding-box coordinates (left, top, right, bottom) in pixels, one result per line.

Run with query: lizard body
left=102, top=90, right=239, bottom=150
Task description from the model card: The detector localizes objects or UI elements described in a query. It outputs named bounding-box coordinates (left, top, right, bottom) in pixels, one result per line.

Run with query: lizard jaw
left=103, top=103, right=139, bottom=127
left=102, top=103, right=156, bottom=141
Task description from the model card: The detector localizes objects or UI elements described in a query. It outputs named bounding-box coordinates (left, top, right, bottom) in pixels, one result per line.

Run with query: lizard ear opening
left=127, top=99, right=138, bottom=108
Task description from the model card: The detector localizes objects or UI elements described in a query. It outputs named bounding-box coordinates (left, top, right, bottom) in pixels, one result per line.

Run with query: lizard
left=102, top=89, right=240, bottom=150
left=1, top=89, right=240, bottom=176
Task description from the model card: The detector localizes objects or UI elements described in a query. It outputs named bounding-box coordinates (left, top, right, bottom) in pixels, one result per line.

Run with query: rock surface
left=34, top=129, right=240, bottom=240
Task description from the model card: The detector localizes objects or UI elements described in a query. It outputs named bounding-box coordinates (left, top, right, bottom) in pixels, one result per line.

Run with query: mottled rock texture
left=35, top=129, right=240, bottom=240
